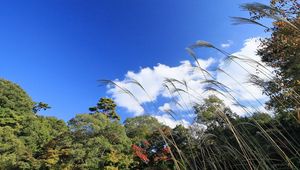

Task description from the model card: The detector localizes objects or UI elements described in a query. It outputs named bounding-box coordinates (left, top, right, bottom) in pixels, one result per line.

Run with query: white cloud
left=216, top=37, right=270, bottom=115
left=221, top=40, right=233, bottom=48
left=158, top=103, right=171, bottom=112
left=107, top=58, right=215, bottom=116
left=107, top=37, right=271, bottom=119
left=221, top=43, right=230, bottom=48
left=153, top=114, right=190, bottom=128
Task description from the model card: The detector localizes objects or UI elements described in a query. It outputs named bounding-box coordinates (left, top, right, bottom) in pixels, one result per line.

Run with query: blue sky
left=0, top=0, right=270, bottom=124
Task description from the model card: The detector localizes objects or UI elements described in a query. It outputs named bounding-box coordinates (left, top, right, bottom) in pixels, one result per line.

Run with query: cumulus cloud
left=158, top=103, right=171, bottom=112
left=153, top=114, right=190, bottom=128
left=107, top=57, right=215, bottom=116
left=107, top=37, right=271, bottom=126
left=216, top=37, right=270, bottom=115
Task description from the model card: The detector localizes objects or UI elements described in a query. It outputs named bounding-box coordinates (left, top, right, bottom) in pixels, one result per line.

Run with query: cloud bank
left=107, top=37, right=270, bottom=128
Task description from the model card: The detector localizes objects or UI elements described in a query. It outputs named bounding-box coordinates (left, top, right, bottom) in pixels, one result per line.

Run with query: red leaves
left=142, top=140, right=150, bottom=147
left=131, top=143, right=172, bottom=164
left=163, top=146, right=171, bottom=154
left=132, top=144, right=149, bottom=163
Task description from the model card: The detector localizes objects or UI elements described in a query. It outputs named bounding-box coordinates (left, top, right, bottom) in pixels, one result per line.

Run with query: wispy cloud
left=221, top=40, right=233, bottom=48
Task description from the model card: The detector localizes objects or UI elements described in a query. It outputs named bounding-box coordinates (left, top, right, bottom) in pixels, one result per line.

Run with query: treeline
left=0, top=79, right=299, bottom=170
left=0, top=79, right=144, bottom=169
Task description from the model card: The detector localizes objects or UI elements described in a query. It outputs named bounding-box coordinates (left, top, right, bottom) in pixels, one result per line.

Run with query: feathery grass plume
left=200, top=79, right=231, bottom=93
left=161, top=80, right=204, bottom=169
left=203, top=79, right=282, bottom=166
left=127, top=79, right=154, bottom=102
left=248, top=74, right=300, bottom=108
left=99, top=79, right=141, bottom=105
left=100, top=80, right=188, bottom=170
left=125, top=78, right=164, bottom=112
left=184, top=34, right=299, bottom=168
left=191, top=12, right=300, bottom=113
left=186, top=47, right=213, bottom=79
left=200, top=78, right=257, bottom=118
left=215, top=45, right=300, bottom=108
left=231, top=17, right=270, bottom=29
left=191, top=40, right=215, bottom=49
left=240, top=2, right=300, bottom=31
left=163, top=78, right=198, bottom=112
left=217, top=68, right=265, bottom=108
left=100, top=16, right=300, bottom=169
left=197, top=83, right=260, bottom=169
left=165, top=131, right=196, bottom=170
left=164, top=77, right=260, bottom=169
left=163, top=83, right=187, bottom=111
left=233, top=55, right=275, bottom=79
left=163, top=82, right=200, bottom=112
left=226, top=55, right=275, bottom=80
left=157, top=127, right=182, bottom=170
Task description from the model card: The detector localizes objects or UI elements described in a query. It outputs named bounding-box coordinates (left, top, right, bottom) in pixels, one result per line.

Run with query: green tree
left=194, top=95, right=237, bottom=127
left=0, top=79, right=34, bottom=113
left=0, top=79, right=35, bottom=129
left=124, top=115, right=162, bottom=144
left=20, top=116, right=68, bottom=155
left=0, top=79, right=69, bottom=169
left=33, top=102, right=51, bottom=114
left=258, top=17, right=300, bottom=120
left=239, top=1, right=300, bottom=121
left=66, top=112, right=133, bottom=169
left=0, top=126, right=37, bottom=170
left=89, top=98, right=120, bottom=121
left=250, top=112, right=272, bottom=124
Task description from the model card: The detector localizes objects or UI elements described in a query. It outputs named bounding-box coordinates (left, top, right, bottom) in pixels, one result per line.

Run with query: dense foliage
left=245, top=0, right=300, bottom=122
left=0, top=79, right=133, bottom=169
